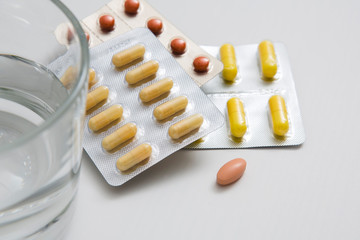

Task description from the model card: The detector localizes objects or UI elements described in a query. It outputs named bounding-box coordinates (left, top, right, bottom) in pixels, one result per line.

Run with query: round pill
left=147, top=18, right=163, bottom=35
left=124, top=0, right=140, bottom=14
left=217, top=158, right=247, bottom=186
left=99, top=15, right=115, bottom=32
left=67, top=28, right=74, bottom=43
left=85, top=32, right=90, bottom=42
left=193, top=56, right=210, bottom=73
left=170, top=38, right=186, bottom=55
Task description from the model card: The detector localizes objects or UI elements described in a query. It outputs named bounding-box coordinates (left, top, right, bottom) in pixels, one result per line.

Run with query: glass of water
left=0, top=0, right=89, bottom=239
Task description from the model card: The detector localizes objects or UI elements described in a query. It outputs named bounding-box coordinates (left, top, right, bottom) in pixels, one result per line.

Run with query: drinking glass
left=0, top=0, right=89, bottom=239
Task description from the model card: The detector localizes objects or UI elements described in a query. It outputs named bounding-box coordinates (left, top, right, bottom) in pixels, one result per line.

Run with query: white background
left=62, top=0, right=360, bottom=239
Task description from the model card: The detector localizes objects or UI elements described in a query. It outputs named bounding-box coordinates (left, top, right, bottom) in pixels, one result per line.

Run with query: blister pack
left=81, top=28, right=223, bottom=186
left=186, top=42, right=305, bottom=149
left=55, top=0, right=223, bottom=87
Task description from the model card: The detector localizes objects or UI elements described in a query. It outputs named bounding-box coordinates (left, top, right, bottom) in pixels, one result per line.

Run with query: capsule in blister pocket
left=116, top=143, right=152, bottom=172
left=227, top=97, right=247, bottom=138
left=112, top=44, right=145, bottom=68
left=220, top=44, right=238, bottom=82
left=153, top=96, right=188, bottom=121
left=125, top=60, right=159, bottom=84
left=86, top=86, right=109, bottom=111
left=139, top=78, right=173, bottom=103
left=88, top=105, right=123, bottom=131
left=102, top=123, right=137, bottom=151
left=268, top=95, right=289, bottom=137
left=168, top=114, right=204, bottom=140
left=258, top=40, right=278, bottom=79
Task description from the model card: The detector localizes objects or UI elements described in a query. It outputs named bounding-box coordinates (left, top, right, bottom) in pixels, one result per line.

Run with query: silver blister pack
left=186, top=43, right=305, bottom=149
left=83, top=28, right=224, bottom=186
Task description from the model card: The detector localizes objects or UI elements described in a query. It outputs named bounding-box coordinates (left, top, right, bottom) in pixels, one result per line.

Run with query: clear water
left=0, top=55, right=79, bottom=239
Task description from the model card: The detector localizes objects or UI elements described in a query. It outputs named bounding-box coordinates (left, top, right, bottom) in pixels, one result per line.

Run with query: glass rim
left=0, top=0, right=90, bottom=153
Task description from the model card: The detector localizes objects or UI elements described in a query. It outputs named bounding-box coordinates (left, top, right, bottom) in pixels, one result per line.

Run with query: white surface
left=62, top=0, right=360, bottom=239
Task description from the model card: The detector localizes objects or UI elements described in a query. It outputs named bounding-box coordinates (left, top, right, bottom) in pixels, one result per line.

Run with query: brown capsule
left=193, top=57, right=210, bottom=73
left=124, top=0, right=140, bottom=14
left=171, top=38, right=186, bottom=55
left=147, top=18, right=163, bottom=35
left=99, top=15, right=115, bottom=32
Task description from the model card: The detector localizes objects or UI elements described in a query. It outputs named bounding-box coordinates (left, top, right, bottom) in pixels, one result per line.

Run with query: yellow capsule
left=220, top=43, right=238, bottom=81
left=116, top=143, right=152, bottom=172
left=227, top=97, right=247, bottom=138
left=139, top=78, right=174, bottom=103
left=125, top=60, right=159, bottom=84
left=258, top=40, right=277, bottom=79
left=112, top=44, right=146, bottom=67
left=153, top=96, right=188, bottom=121
left=268, top=95, right=289, bottom=136
left=168, top=114, right=204, bottom=140
left=86, top=86, right=109, bottom=111
left=88, top=105, right=123, bottom=131
left=60, top=66, right=76, bottom=89
left=88, top=68, right=97, bottom=89
left=102, top=123, right=137, bottom=151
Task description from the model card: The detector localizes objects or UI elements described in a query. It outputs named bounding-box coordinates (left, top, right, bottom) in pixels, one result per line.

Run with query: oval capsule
left=268, top=95, right=289, bottom=136
left=86, top=86, right=109, bottom=111
left=258, top=40, right=277, bottom=79
left=139, top=78, right=173, bottom=102
left=102, top=123, right=137, bottom=151
left=88, top=105, right=123, bottom=131
left=116, top=143, right=152, bottom=172
left=125, top=60, right=159, bottom=84
left=112, top=44, right=145, bottom=68
left=168, top=113, right=203, bottom=140
left=88, top=68, right=97, bottom=89
left=60, top=66, right=76, bottom=89
left=220, top=44, right=238, bottom=81
left=153, top=96, right=188, bottom=121
left=227, top=97, right=247, bottom=138
left=217, top=158, right=247, bottom=186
